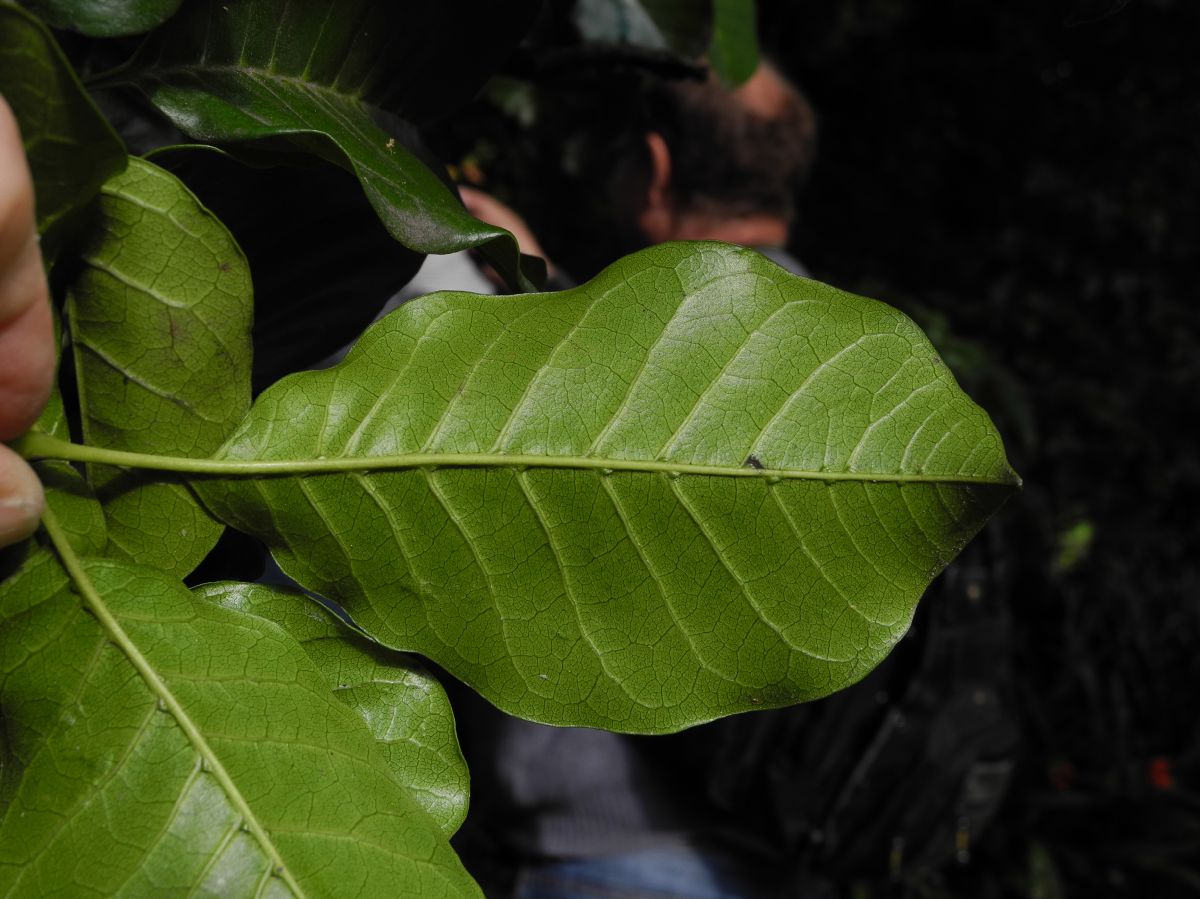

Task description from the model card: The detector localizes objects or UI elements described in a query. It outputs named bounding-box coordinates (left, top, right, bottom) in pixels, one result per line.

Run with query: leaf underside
left=33, top=311, right=110, bottom=557
left=66, top=157, right=252, bottom=578
left=196, top=582, right=470, bottom=837
left=199, top=242, right=1019, bottom=734
left=0, top=547, right=479, bottom=898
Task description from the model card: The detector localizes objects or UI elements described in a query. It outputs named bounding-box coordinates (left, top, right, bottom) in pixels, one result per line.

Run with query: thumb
left=0, top=442, right=44, bottom=547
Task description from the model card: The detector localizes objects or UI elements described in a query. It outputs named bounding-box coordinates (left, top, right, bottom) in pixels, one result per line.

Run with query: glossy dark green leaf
left=197, top=582, right=469, bottom=836
left=22, top=0, right=181, bottom=37
left=0, top=2, right=125, bottom=232
left=119, top=0, right=541, bottom=290
left=708, top=0, right=758, bottom=86
left=0, top=544, right=480, bottom=896
left=66, top=157, right=252, bottom=577
left=199, top=242, right=1019, bottom=734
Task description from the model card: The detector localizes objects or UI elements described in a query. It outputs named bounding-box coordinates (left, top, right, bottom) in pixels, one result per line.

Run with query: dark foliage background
left=430, top=0, right=1200, bottom=895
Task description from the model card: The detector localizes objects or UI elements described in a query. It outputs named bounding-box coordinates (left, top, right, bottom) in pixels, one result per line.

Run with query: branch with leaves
left=0, top=1, right=1018, bottom=894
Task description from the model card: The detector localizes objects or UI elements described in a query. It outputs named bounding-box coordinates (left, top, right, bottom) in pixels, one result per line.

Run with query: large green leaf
left=0, top=2, right=125, bottom=233
left=197, top=582, right=469, bottom=837
left=119, top=0, right=541, bottom=290
left=198, top=242, right=1019, bottom=734
left=21, top=0, right=181, bottom=37
left=66, top=157, right=252, bottom=577
left=0, top=532, right=480, bottom=897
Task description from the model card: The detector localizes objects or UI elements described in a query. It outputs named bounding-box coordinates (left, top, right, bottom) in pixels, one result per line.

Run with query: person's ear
left=638, top=132, right=674, bottom=243
left=644, top=131, right=672, bottom=208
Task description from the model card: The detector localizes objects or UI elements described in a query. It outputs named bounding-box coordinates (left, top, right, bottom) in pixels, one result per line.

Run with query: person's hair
left=642, top=62, right=818, bottom=223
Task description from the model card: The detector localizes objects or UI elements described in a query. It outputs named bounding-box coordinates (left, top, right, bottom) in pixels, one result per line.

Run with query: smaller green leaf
left=152, top=144, right=424, bottom=389
left=196, top=582, right=470, bottom=836
left=35, top=463, right=107, bottom=555
left=0, top=535, right=481, bottom=897
left=21, top=0, right=181, bottom=37
left=708, top=0, right=758, bottom=86
left=0, top=2, right=125, bottom=232
left=66, top=156, right=252, bottom=578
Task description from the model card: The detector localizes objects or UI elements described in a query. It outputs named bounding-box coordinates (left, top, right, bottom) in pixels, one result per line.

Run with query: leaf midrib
left=40, top=508, right=306, bottom=899
left=141, top=61, right=377, bottom=110
left=22, top=434, right=1020, bottom=487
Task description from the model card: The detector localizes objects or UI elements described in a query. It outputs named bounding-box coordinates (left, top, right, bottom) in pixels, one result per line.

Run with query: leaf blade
left=119, top=0, right=541, bottom=290
left=0, top=529, right=481, bottom=897
left=196, top=581, right=470, bottom=837
left=22, top=0, right=182, bottom=37
left=0, top=3, right=126, bottom=234
left=197, top=242, right=1018, bottom=733
left=66, top=157, right=253, bottom=577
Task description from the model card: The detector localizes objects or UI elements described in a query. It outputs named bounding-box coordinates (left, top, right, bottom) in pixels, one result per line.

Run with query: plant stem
left=14, top=430, right=1019, bottom=487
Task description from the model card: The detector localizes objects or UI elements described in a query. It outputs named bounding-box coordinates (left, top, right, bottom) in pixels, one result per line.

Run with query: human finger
left=0, top=95, right=55, bottom=441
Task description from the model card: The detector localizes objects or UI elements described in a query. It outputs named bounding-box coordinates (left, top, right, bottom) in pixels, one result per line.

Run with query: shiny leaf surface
left=22, top=0, right=181, bottom=36
left=120, top=0, right=540, bottom=290
left=197, top=581, right=470, bottom=836
left=199, top=242, right=1019, bottom=734
left=66, top=157, right=252, bottom=577
left=0, top=544, right=480, bottom=897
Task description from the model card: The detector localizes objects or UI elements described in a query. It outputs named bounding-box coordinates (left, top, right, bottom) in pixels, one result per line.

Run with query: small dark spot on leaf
left=744, top=454, right=765, bottom=470
left=218, top=261, right=231, bottom=273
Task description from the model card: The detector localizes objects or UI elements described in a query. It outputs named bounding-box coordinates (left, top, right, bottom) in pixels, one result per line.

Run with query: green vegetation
left=0, top=1, right=1017, bottom=894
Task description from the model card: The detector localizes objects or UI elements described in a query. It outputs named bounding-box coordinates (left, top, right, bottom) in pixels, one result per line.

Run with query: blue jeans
left=511, top=845, right=781, bottom=899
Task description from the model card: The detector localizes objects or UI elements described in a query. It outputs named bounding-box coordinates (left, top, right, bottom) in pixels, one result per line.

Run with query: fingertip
left=0, top=444, right=44, bottom=548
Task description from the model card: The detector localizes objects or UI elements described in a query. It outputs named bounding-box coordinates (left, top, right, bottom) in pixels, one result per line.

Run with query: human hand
left=0, top=97, right=55, bottom=546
